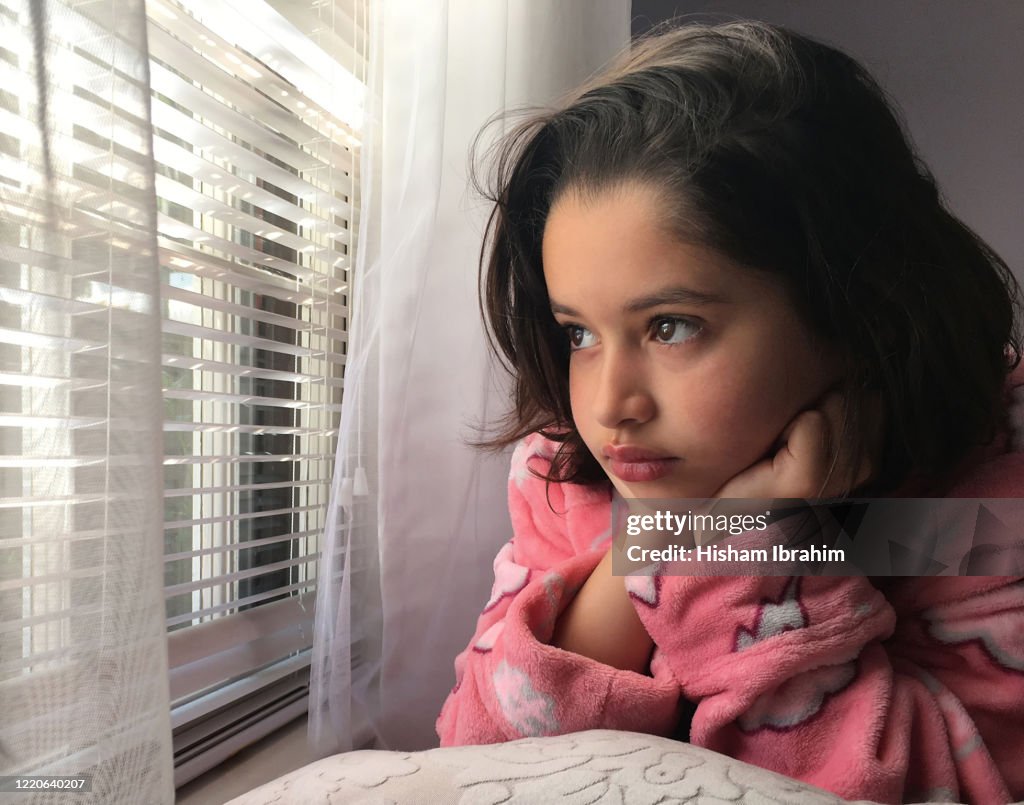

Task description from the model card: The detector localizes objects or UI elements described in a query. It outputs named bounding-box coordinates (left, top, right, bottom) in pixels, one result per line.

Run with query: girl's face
left=542, top=182, right=841, bottom=499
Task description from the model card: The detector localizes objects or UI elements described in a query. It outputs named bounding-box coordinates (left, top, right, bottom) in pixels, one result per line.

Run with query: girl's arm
left=629, top=571, right=1022, bottom=804
left=435, top=434, right=681, bottom=746
left=549, top=547, right=654, bottom=673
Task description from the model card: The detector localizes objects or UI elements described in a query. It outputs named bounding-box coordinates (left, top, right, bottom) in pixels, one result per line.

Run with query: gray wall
left=631, top=0, right=1024, bottom=283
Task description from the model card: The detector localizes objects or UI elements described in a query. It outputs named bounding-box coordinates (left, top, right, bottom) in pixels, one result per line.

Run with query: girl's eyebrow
left=550, top=286, right=729, bottom=316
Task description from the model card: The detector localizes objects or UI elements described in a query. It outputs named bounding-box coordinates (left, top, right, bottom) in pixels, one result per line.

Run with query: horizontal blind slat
left=163, top=554, right=321, bottom=598
left=163, top=423, right=338, bottom=438
left=163, top=479, right=327, bottom=497
left=167, top=580, right=318, bottom=628
left=163, top=529, right=320, bottom=562
left=163, top=387, right=342, bottom=411
left=162, top=453, right=333, bottom=466
left=163, top=503, right=323, bottom=530
left=162, top=353, right=344, bottom=385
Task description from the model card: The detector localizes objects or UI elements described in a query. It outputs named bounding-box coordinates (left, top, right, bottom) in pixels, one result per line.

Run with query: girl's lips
left=606, top=457, right=680, bottom=483
left=602, top=444, right=674, bottom=462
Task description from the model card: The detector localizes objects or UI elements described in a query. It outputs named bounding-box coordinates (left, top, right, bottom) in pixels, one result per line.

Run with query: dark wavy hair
left=472, top=20, right=1021, bottom=495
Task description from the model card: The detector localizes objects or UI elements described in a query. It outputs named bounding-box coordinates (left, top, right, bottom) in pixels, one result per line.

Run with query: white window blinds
left=145, top=0, right=366, bottom=762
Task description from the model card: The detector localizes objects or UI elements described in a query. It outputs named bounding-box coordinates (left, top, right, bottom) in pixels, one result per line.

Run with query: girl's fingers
left=714, top=457, right=775, bottom=499
left=717, top=390, right=884, bottom=501
left=776, top=407, right=831, bottom=498
left=782, top=390, right=859, bottom=499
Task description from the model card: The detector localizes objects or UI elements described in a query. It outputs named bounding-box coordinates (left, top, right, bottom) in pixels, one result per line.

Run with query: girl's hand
left=712, top=390, right=882, bottom=501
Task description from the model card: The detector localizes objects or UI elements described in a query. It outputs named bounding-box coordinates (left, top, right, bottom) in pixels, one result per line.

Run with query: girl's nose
left=592, top=348, right=655, bottom=429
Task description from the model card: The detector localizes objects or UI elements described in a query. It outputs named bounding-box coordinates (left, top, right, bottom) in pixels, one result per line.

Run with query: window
left=145, top=0, right=367, bottom=781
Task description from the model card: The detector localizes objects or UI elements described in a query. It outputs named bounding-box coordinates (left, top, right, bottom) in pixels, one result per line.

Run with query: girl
left=436, top=20, right=1024, bottom=804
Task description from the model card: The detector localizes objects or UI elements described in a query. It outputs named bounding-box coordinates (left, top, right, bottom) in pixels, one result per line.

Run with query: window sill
left=175, top=713, right=314, bottom=805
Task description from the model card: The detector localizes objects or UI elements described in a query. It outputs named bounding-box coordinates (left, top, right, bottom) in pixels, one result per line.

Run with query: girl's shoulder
left=509, top=431, right=560, bottom=472
left=508, top=432, right=613, bottom=562
left=509, top=432, right=609, bottom=501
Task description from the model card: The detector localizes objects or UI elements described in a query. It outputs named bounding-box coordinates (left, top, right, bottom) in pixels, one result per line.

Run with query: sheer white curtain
left=310, top=0, right=630, bottom=753
left=0, top=1, right=173, bottom=802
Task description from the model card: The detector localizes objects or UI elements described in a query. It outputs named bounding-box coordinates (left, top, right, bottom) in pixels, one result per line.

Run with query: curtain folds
left=0, top=1, right=174, bottom=802
left=309, top=0, right=631, bottom=753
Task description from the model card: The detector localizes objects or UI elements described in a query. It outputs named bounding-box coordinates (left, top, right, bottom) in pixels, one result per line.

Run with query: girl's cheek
left=567, top=363, right=583, bottom=412
left=567, top=366, right=593, bottom=435
left=691, top=372, right=789, bottom=456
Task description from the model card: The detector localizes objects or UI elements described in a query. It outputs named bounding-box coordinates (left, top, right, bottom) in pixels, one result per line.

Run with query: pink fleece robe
left=436, top=370, right=1024, bottom=804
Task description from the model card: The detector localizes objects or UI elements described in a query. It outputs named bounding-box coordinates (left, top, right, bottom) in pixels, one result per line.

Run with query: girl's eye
left=565, top=325, right=597, bottom=350
left=652, top=317, right=701, bottom=345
